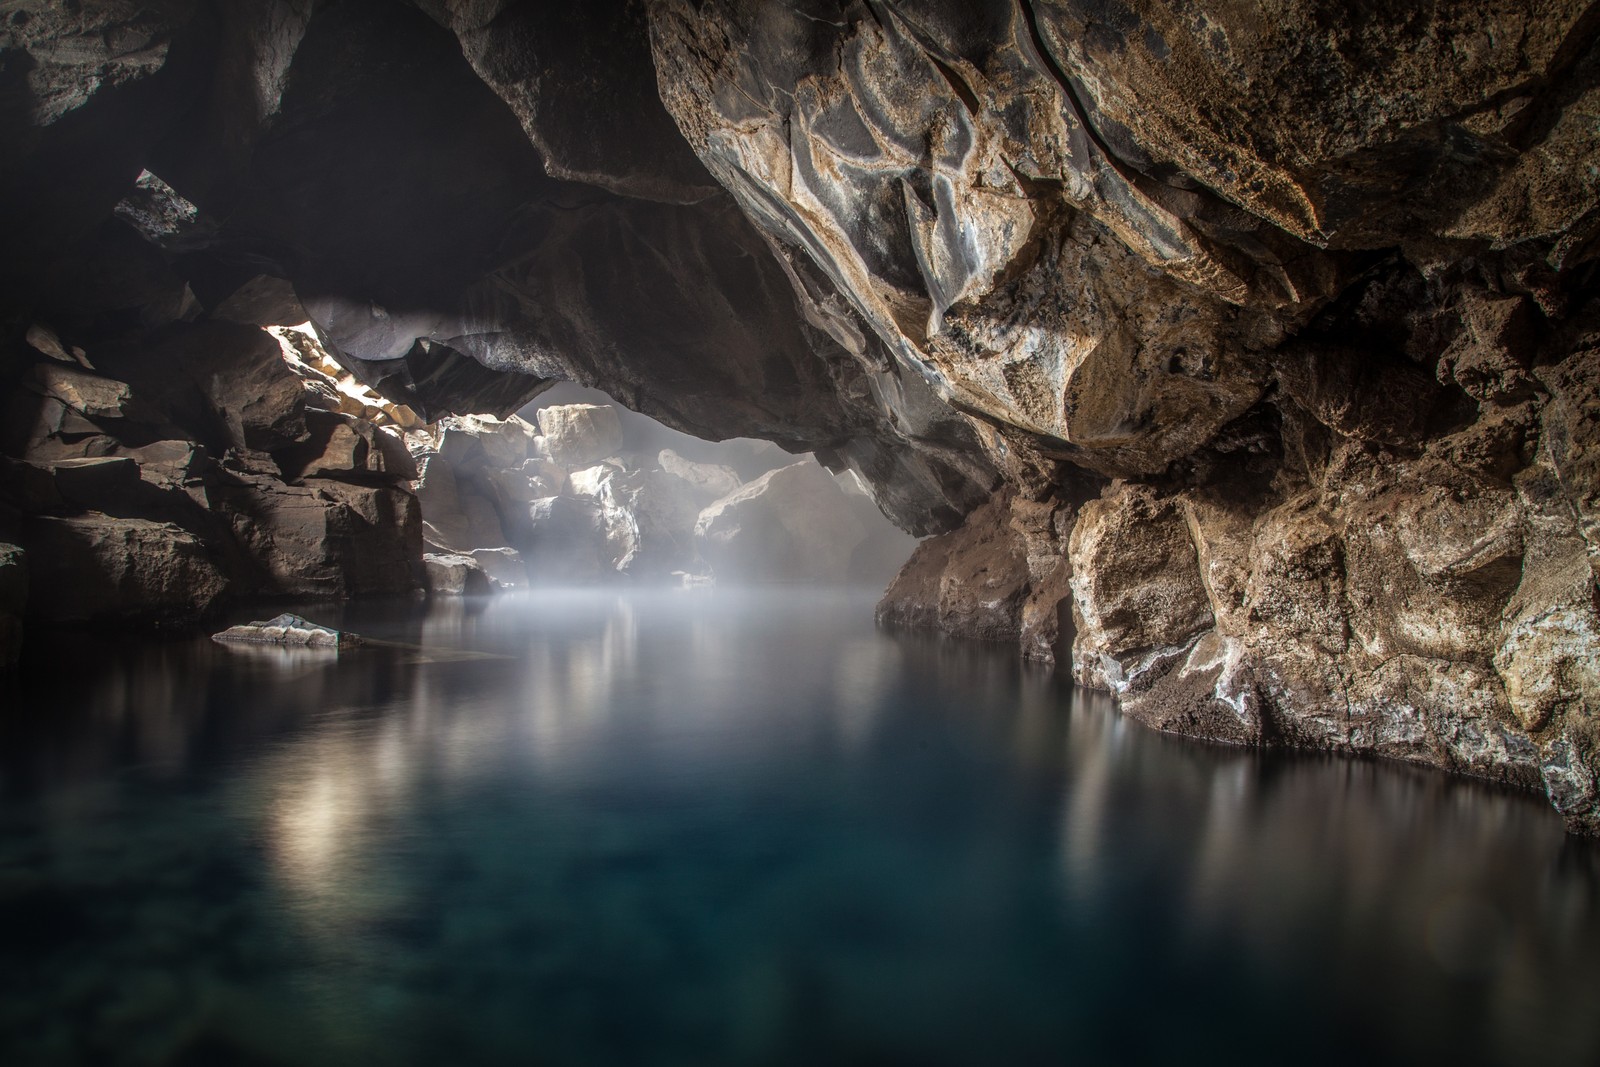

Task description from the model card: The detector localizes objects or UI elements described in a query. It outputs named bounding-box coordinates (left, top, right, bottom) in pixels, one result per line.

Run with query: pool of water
left=1, top=589, right=1596, bottom=1066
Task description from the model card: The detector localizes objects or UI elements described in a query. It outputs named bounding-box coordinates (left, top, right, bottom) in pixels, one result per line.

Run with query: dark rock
left=0, top=543, right=25, bottom=669
left=21, top=513, right=230, bottom=623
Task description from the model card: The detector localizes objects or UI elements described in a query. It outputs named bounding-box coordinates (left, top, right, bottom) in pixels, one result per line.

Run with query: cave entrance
left=267, top=324, right=919, bottom=595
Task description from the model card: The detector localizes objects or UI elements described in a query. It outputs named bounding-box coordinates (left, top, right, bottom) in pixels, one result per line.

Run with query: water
left=0, top=589, right=1596, bottom=1066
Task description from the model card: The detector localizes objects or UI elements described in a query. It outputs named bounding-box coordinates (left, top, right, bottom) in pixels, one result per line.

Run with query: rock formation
left=213, top=612, right=358, bottom=649
left=404, top=394, right=881, bottom=588
left=0, top=0, right=1595, bottom=832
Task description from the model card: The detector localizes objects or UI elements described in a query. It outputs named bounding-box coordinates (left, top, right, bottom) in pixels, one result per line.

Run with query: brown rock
left=21, top=514, right=230, bottom=623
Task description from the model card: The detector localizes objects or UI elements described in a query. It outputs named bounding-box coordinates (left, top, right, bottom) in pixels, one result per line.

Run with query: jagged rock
left=0, top=543, right=25, bottom=669
left=25, top=324, right=92, bottom=368
left=213, top=474, right=422, bottom=598
left=424, top=552, right=493, bottom=596
left=25, top=364, right=134, bottom=421
left=43, top=456, right=143, bottom=506
left=565, top=461, right=704, bottom=577
left=21, top=514, right=230, bottom=623
left=1539, top=352, right=1600, bottom=580
left=213, top=613, right=356, bottom=648
left=88, top=321, right=309, bottom=453
left=877, top=491, right=1069, bottom=655
left=695, top=462, right=868, bottom=583
left=538, top=404, right=624, bottom=469
left=438, top=413, right=541, bottom=469
left=658, top=448, right=741, bottom=505
left=278, top=410, right=417, bottom=483
left=210, top=275, right=308, bottom=327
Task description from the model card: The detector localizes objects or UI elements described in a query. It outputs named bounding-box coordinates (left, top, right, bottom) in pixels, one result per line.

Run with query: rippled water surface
left=1, top=589, right=1597, bottom=1066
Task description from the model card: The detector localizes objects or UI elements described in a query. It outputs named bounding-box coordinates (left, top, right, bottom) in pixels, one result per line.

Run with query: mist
left=403, top=381, right=920, bottom=594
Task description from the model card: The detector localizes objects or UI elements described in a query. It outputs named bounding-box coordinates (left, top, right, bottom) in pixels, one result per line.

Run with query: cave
left=2, top=2, right=1599, bottom=1063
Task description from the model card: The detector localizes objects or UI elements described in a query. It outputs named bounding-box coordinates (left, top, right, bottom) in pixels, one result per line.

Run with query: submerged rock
left=213, top=613, right=357, bottom=648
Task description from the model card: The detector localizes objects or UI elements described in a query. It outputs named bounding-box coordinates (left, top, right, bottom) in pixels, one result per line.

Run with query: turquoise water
left=1, top=589, right=1596, bottom=1066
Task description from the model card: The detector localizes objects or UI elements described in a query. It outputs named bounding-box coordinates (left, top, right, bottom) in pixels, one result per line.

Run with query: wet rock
left=424, top=552, right=493, bottom=596
left=213, top=613, right=357, bottom=648
left=695, top=462, right=867, bottom=583
left=877, top=493, right=1031, bottom=645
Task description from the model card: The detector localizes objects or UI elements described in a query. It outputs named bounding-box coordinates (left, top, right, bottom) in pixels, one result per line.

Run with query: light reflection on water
left=0, top=588, right=1596, bottom=1066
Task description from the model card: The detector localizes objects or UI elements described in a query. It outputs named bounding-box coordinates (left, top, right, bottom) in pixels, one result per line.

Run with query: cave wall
left=0, top=0, right=1596, bottom=832
left=644, top=0, right=1600, bottom=835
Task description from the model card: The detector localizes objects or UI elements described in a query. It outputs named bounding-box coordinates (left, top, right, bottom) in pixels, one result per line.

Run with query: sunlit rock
left=538, top=404, right=624, bottom=470
left=423, top=552, right=493, bottom=597
left=21, top=514, right=230, bottom=623
left=658, top=448, right=741, bottom=505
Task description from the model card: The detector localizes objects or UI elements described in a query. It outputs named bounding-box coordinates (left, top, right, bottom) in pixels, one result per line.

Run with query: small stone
left=212, top=613, right=358, bottom=648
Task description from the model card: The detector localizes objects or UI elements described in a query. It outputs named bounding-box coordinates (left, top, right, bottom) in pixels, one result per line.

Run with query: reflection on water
left=0, top=589, right=1596, bottom=1066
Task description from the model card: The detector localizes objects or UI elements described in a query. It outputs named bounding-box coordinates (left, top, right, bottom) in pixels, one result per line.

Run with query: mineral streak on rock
left=213, top=613, right=358, bottom=649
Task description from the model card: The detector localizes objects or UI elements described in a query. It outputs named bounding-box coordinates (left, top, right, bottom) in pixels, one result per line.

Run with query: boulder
left=26, top=364, right=134, bottom=421
left=213, top=475, right=422, bottom=598
left=277, top=410, right=417, bottom=483
left=425, top=552, right=493, bottom=596
left=437, top=413, right=540, bottom=469
left=213, top=613, right=357, bottom=648
left=470, top=547, right=528, bottom=590
left=21, top=514, right=230, bottom=623
left=877, top=493, right=1033, bottom=646
left=695, top=462, right=868, bottom=583
left=658, top=448, right=740, bottom=505
left=537, top=404, right=623, bottom=468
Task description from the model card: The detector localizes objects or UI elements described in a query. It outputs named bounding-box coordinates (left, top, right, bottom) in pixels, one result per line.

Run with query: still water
left=0, top=589, right=1596, bottom=1066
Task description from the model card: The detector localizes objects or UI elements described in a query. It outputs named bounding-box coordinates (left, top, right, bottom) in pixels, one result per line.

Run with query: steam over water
left=1, top=590, right=1597, bottom=1065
